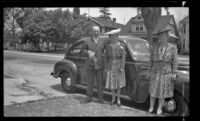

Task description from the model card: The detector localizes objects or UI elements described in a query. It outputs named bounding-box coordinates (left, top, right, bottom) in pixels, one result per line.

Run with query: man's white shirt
left=88, top=37, right=98, bottom=57
left=93, top=37, right=98, bottom=44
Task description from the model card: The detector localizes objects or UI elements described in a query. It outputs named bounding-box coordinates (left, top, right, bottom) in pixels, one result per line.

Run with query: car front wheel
left=163, top=92, right=188, bottom=116
left=61, top=70, right=76, bottom=93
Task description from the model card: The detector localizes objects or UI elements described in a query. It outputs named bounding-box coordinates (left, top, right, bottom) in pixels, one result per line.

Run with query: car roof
left=76, top=35, right=148, bottom=44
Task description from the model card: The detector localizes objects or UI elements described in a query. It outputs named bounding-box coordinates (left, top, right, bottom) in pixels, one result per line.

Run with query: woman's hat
left=105, top=28, right=121, bottom=35
left=92, top=26, right=100, bottom=32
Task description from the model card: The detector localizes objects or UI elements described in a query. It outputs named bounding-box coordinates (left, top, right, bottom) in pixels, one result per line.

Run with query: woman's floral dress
left=149, top=43, right=178, bottom=98
left=105, top=41, right=126, bottom=89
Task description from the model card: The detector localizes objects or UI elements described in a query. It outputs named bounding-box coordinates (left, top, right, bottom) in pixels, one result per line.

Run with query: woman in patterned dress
left=104, top=29, right=126, bottom=107
left=148, top=28, right=178, bottom=115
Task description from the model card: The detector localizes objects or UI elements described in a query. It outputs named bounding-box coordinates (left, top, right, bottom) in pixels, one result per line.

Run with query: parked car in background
left=51, top=36, right=189, bottom=116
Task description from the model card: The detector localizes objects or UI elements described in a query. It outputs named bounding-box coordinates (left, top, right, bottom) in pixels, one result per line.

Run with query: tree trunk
left=32, top=40, right=41, bottom=52
left=147, top=29, right=153, bottom=47
left=47, top=40, right=50, bottom=51
left=35, top=43, right=41, bottom=52
left=53, top=39, right=56, bottom=51
left=12, top=9, right=16, bottom=49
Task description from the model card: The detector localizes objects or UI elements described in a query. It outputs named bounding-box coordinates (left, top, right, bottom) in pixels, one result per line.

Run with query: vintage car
left=51, top=36, right=189, bottom=116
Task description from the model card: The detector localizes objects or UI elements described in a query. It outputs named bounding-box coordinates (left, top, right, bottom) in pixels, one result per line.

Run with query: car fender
left=52, top=59, right=80, bottom=83
left=173, top=70, right=189, bottom=105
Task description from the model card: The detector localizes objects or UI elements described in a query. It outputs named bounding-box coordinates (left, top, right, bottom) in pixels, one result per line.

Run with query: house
left=87, top=16, right=125, bottom=35
left=121, top=14, right=148, bottom=38
left=179, top=16, right=189, bottom=53
left=121, top=14, right=180, bottom=47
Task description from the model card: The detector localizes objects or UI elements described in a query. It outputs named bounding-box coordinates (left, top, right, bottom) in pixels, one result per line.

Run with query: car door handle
left=140, top=67, right=148, bottom=69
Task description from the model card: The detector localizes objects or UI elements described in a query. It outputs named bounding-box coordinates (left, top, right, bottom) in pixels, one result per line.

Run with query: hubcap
left=164, top=99, right=176, bottom=112
left=65, top=77, right=71, bottom=86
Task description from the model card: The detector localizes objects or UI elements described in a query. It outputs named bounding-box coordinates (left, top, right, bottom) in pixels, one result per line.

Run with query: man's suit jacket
left=80, top=36, right=106, bottom=70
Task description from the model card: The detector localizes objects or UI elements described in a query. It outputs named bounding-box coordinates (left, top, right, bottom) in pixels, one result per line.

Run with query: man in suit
left=80, top=26, right=106, bottom=104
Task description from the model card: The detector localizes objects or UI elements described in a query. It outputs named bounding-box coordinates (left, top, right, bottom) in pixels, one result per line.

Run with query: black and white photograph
left=3, top=7, right=189, bottom=117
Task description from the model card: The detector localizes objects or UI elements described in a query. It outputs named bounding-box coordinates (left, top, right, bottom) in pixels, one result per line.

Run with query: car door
left=123, top=40, right=150, bottom=103
left=66, top=41, right=87, bottom=85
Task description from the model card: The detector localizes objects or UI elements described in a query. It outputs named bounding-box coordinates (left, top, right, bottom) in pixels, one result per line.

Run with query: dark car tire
left=163, top=91, right=188, bottom=116
left=61, top=70, right=76, bottom=93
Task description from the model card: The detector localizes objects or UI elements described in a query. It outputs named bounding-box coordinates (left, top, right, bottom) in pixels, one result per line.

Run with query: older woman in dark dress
left=148, top=27, right=178, bottom=115
left=104, top=29, right=126, bottom=107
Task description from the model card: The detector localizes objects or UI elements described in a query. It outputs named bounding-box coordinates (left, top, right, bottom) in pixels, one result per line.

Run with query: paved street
left=4, top=50, right=65, bottom=106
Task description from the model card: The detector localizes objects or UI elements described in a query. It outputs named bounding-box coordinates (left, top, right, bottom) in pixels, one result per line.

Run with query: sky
left=46, top=7, right=189, bottom=25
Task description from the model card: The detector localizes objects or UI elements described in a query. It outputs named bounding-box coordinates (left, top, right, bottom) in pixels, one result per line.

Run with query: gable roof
left=179, top=15, right=189, bottom=24
left=88, top=17, right=125, bottom=29
left=125, top=14, right=143, bottom=25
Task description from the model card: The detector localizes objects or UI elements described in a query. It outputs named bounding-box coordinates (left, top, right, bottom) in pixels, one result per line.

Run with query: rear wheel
left=61, top=70, right=76, bottom=93
left=163, top=92, right=188, bottom=116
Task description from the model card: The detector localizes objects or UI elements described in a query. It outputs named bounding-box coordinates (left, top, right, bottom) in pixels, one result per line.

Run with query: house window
left=136, top=25, right=140, bottom=31
left=136, top=23, right=143, bottom=31
left=138, top=16, right=141, bottom=20
left=140, top=25, right=143, bottom=31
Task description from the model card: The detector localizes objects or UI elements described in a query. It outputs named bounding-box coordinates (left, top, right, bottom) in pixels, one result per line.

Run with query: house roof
left=179, top=15, right=189, bottom=23
left=88, top=17, right=125, bottom=29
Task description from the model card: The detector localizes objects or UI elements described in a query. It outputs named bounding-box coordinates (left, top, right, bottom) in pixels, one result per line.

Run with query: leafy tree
left=63, top=9, right=73, bottom=21
left=19, top=8, right=47, bottom=51
left=73, top=7, right=80, bottom=15
left=69, top=15, right=93, bottom=43
left=4, top=27, right=12, bottom=47
left=164, top=7, right=170, bottom=15
left=99, top=7, right=112, bottom=20
left=4, top=8, right=22, bottom=47
left=12, top=7, right=93, bottom=51
left=4, top=8, right=12, bottom=20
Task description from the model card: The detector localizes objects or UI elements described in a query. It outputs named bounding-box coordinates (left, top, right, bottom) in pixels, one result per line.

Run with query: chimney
left=113, top=18, right=116, bottom=23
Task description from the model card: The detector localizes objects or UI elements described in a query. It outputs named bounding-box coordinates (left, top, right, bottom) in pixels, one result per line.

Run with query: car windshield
left=127, top=41, right=150, bottom=61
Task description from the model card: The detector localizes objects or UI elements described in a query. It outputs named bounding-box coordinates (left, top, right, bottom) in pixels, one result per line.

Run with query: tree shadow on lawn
left=50, top=84, right=66, bottom=93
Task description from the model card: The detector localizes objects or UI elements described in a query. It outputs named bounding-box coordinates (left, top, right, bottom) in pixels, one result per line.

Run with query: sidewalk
left=4, top=50, right=64, bottom=58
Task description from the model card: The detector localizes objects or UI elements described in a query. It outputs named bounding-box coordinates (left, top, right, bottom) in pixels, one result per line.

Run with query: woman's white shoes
left=156, top=109, right=162, bottom=115
left=148, top=108, right=154, bottom=113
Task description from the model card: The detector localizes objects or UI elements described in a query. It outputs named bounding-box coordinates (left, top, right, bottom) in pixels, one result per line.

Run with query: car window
left=68, top=42, right=84, bottom=57
left=118, top=41, right=133, bottom=62
left=128, top=41, right=150, bottom=61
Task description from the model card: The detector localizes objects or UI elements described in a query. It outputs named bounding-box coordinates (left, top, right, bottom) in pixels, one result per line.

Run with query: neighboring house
left=121, top=14, right=147, bottom=38
left=87, top=16, right=125, bottom=35
left=179, top=16, right=189, bottom=52
left=122, top=14, right=180, bottom=48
